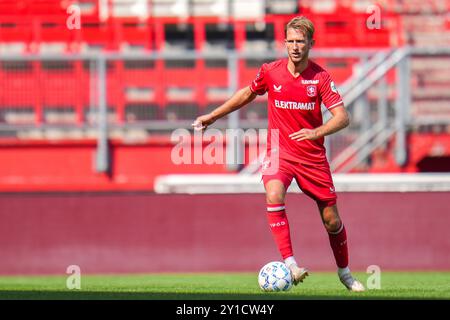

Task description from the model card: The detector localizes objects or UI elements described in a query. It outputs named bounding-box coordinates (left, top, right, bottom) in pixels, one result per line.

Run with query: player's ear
left=309, top=39, right=315, bottom=48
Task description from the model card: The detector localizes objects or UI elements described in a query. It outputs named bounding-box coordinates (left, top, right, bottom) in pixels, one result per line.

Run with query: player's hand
left=192, top=114, right=215, bottom=132
left=289, top=128, right=320, bottom=141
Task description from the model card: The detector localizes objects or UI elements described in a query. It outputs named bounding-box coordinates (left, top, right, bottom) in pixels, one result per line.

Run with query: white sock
left=284, top=256, right=297, bottom=268
left=338, top=267, right=351, bottom=277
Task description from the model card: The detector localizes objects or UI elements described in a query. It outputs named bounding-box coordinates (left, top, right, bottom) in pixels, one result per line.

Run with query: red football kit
left=250, top=58, right=343, bottom=207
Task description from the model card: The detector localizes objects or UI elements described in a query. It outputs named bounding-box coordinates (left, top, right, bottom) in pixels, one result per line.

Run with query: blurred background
left=0, top=0, right=449, bottom=275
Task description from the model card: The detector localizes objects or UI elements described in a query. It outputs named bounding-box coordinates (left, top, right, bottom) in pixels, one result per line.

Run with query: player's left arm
left=289, top=104, right=350, bottom=141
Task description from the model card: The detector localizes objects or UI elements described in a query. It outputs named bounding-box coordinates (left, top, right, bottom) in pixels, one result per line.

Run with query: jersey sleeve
left=320, top=72, right=344, bottom=110
left=250, top=64, right=268, bottom=95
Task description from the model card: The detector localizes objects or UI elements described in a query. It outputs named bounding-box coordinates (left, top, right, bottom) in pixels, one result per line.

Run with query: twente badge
left=306, top=85, right=317, bottom=97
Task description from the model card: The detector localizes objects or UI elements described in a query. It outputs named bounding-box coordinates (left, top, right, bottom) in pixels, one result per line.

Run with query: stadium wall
left=0, top=138, right=231, bottom=192
left=0, top=192, right=448, bottom=275
left=1, top=133, right=449, bottom=193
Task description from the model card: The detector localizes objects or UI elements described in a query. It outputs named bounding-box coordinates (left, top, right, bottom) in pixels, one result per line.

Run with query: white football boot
left=289, top=264, right=309, bottom=285
left=338, top=269, right=365, bottom=292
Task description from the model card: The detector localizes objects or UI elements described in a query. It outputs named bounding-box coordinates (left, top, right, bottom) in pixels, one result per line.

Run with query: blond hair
left=285, top=16, right=315, bottom=40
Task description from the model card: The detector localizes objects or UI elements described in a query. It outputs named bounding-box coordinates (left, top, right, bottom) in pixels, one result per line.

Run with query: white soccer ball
left=258, top=261, right=293, bottom=292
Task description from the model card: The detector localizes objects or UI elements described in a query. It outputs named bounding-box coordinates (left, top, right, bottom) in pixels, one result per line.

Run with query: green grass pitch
left=0, top=272, right=449, bottom=300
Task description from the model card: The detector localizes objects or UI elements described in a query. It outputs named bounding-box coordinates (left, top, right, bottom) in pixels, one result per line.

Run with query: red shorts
left=262, top=157, right=337, bottom=208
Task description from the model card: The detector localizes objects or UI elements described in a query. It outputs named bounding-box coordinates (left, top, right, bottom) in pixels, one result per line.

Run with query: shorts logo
left=329, top=186, right=335, bottom=193
left=273, top=85, right=282, bottom=93
left=306, top=85, right=317, bottom=97
left=261, top=158, right=271, bottom=173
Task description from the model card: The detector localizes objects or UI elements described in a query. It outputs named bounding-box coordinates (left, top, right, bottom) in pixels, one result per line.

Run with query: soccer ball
left=258, top=261, right=293, bottom=292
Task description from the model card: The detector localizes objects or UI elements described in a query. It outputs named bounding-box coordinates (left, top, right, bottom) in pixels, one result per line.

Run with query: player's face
left=285, top=28, right=312, bottom=64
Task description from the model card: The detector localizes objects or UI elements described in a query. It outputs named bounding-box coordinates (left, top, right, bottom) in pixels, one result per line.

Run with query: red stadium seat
left=26, top=0, right=68, bottom=15
left=112, top=17, right=153, bottom=51
left=0, top=0, right=28, bottom=16
left=77, top=19, right=117, bottom=51
left=0, top=18, right=33, bottom=52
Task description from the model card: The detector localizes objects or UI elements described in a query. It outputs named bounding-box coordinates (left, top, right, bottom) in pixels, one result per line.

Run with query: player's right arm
left=192, top=86, right=257, bottom=131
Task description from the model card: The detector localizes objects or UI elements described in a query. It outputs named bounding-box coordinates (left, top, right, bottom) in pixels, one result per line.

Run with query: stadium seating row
left=0, top=14, right=397, bottom=54
left=0, top=0, right=404, bottom=53
left=1, top=0, right=448, bottom=17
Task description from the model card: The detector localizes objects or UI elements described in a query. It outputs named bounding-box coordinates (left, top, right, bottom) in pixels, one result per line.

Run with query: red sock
left=267, top=203, right=293, bottom=260
left=328, top=223, right=349, bottom=268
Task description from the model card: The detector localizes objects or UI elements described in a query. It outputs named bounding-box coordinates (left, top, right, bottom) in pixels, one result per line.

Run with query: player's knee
left=324, top=217, right=342, bottom=233
left=266, top=190, right=285, bottom=204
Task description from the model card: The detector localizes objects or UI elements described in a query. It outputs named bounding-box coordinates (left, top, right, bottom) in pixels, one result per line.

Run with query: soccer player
left=192, top=16, right=365, bottom=292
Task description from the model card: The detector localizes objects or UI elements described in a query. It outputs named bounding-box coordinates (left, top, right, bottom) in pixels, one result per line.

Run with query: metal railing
left=329, top=46, right=450, bottom=172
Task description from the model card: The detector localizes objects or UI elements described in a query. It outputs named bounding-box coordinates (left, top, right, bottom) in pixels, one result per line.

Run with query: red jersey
left=250, top=58, right=343, bottom=164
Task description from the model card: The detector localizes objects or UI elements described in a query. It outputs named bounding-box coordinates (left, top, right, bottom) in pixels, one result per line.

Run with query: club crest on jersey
left=273, top=85, right=282, bottom=92
left=306, top=85, right=317, bottom=97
